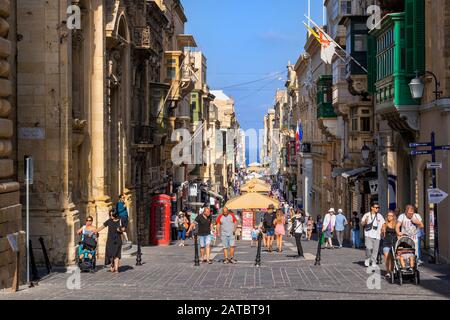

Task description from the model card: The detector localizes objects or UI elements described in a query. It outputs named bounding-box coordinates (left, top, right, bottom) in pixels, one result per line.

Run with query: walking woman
left=96, top=210, right=125, bottom=273
left=175, top=212, right=188, bottom=247
left=306, top=216, right=314, bottom=241
left=274, top=209, right=286, bottom=252
left=381, top=210, right=397, bottom=279
left=322, top=208, right=336, bottom=249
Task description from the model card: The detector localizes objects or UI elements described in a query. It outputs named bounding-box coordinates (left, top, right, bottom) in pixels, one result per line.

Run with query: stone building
left=13, top=0, right=198, bottom=267
left=0, top=0, right=25, bottom=290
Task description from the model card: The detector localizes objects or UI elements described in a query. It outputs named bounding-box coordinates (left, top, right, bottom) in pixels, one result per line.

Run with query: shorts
left=199, top=235, right=211, bottom=248
left=383, top=247, right=392, bottom=255
left=399, top=253, right=415, bottom=261
left=266, top=228, right=275, bottom=237
left=221, top=235, right=236, bottom=248
left=120, top=216, right=128, bottom=229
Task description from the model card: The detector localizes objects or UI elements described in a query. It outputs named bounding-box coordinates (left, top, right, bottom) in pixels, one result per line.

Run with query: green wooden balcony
left=368, top=0, right=425, bottom=113
left=316, top=75, right=337, bottom=119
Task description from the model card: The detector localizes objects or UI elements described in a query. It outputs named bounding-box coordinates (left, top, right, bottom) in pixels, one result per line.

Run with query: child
left=397, top=244, right=416, bottom=270
left=251, top=225, right=259, bottom=247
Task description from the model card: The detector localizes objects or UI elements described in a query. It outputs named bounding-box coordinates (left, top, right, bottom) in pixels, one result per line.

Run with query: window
left=340, top=0, right=352, bottom=15
left=167, top=67, right=176, bottom=80
left=354, top=35, right=367, bottom=52
left=350, top=107, right=358, bottom=132
left=360, top=117, right=371, bottom=132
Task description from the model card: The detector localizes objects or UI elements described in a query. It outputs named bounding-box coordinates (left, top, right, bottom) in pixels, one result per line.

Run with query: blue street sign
left=436, top=145, right=450, bottom=151
left=409, top=142, right=432, bottom=148
left=411, top=150, right=433, bottom=156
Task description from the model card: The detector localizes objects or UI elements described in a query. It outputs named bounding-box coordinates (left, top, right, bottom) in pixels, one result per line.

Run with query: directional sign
left=411, top=150, right=432, bottom=156
left=436, top=145, right=450, bottom=151
left=428, top=188, right=449, bottom=204
left=427, top=162, right=443, bottom=170
left=409, top=142, right=432, bottom=148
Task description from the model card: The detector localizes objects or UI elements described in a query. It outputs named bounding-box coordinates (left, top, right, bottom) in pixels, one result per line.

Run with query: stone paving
left=1, top=237, right=450, bottom=300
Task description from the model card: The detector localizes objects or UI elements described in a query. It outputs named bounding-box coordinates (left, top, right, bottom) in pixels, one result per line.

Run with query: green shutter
left=367, top=34, right=376, bottom=93
left=405, top=0, right=425, bottom=75
left=413, top=0, right=425, bottom=74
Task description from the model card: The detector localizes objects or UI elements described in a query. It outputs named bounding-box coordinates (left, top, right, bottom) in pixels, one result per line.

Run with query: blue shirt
left=116, top=202, right=128, bottom=218
left=335, top=214, right=347, bottom=231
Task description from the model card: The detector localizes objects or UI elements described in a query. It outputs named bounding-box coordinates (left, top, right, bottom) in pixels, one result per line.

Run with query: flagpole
left=308, top=0, right=311, bottom=34
left=305, top=15, right=368, bottom=73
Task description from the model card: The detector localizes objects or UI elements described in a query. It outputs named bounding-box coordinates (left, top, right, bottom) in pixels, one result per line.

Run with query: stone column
left=90, top=0, right=111, bottom=259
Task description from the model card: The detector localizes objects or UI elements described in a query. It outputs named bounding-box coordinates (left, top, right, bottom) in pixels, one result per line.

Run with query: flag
left=296, top=119, right=302, bottom=153
left=304, top=22, right=336, bottom=64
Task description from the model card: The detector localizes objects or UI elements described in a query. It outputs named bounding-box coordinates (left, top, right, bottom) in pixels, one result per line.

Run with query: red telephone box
left=150, top=194, right=171, bottom=246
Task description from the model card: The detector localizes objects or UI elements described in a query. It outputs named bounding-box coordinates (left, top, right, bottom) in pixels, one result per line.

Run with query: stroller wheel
left=414, top=270, right=420, bottom=285
left=390, top=271, right=395, bottom=284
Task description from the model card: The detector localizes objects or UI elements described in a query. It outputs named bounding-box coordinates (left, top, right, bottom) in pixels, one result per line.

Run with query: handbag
left=364, top=214, right=377, bottom=232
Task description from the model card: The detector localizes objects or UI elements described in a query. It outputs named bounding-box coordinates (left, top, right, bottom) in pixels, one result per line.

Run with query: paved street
left=2, top=237, right=450, bottom=300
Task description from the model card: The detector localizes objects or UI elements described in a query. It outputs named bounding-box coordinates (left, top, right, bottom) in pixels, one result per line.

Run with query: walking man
left=263, top=204, right=277, bottom=252
left=216, top=207, right=238, bottom=264
left=291, top=210, right=305, bottom=258
left=361, top=202, right=385, bottom=267
left=350, top=211, right=361, bottom=249
left=187, top=207, right=214, bottom=264
left=334, top=209, right=348, bottom=248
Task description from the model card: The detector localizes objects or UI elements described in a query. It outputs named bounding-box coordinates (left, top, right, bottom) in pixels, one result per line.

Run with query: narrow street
left=3, top=238, right=450, bottom=300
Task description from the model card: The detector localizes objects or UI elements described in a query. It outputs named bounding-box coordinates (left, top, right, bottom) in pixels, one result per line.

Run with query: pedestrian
left=187, top=207, right=214, bottom=264
left=171, top=212, right=178, bottom=242
left=274, top=209, right=286, bottom=253
left=361, top=202, right=385, bottom=267
left=287, top=207, right=295, bottom=237
left=116, top=193, right=129, bottom=243
left=316, top=215, right=323, bottom=235
left=96, top=210, right=125, bottom=273
left=322, top=208, right=336, bottom=249
left=290, top=210, right=305, bottom=258
left=175, top=212, right=188, bottom=246
left=302, top=210, right=310, bottom=239
left=216, top=207, right=238, bottom=264
left=334, top=209, right=348, bottom=248
left=262, top=204, right=277, bottom=252
left=306, top=216, right=314, bottom=241
left=350, top=211, right=361, bottom=249
left=251, top=225, right=259, bottom=248
left=396, top=204, right=424, bottom=259
left=381, top=210, right=397, bottom=279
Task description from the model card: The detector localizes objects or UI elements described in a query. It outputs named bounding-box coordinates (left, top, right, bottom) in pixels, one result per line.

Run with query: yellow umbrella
left=240, top=183, right=271, bottom=193
left=225, top=192, right=279, bottom=210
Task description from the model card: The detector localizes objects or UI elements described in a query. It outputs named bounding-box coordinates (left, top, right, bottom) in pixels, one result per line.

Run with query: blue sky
left=183, top=0, right=324, bottom=163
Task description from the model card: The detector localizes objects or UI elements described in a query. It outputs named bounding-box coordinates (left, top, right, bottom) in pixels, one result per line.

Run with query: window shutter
left=367, top=34, right=376, bottom=93
left=413, top=0, right=425, bottom=74
left=404, top=0, right=415, bottom=74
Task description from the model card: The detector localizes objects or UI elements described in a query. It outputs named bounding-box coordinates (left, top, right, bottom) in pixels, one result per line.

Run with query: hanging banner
left=242, top=210, right=254, bottom=241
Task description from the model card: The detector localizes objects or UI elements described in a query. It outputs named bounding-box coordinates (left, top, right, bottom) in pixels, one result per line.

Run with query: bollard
left=136, top=231, right=142, bottom=266
left=315, top=231, right=322, bottom=266
left=38, top=237, right=52, bottom=274
left=194, top=234, right=200, bottom=266
left=255, top=232, right=262, bottom=267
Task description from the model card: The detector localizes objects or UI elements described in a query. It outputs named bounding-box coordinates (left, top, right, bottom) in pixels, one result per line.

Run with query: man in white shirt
left=396, top=204, right=424, bottom=257
left=361, top=202, right=385, bottom=267
left=322, top=208, right=336, bottom=249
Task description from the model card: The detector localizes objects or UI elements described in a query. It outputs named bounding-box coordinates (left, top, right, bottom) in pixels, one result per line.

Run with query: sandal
left=208, top=260, right=213, bottom=265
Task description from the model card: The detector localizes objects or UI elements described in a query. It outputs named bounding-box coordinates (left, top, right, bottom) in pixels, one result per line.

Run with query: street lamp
left=409, top=71, right=443, bottom=101
left=361, top=143, right=371, bottom=162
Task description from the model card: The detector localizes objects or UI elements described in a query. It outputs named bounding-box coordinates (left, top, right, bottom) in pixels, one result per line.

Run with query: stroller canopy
left=395, top=236, right=416, bottom=251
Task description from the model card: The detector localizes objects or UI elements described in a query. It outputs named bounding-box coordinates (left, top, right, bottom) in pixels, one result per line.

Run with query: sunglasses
left=86, top=219, right=93, bottom=222
left=373, top=206, right=380, bottom=209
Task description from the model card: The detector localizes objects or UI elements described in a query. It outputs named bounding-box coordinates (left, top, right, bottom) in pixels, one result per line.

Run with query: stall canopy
left=240, top=183, right=271, bottom=193
left=225, top=192, right=279, bottom=210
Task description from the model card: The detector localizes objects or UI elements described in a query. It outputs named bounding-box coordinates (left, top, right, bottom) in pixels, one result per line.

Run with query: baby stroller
left=78, top=234, right=97, bottom=272
left=389, top=236, right=420, bottom=285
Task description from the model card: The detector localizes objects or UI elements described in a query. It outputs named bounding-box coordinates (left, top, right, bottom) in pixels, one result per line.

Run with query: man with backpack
left=263, top=204, right=277, bottom=252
